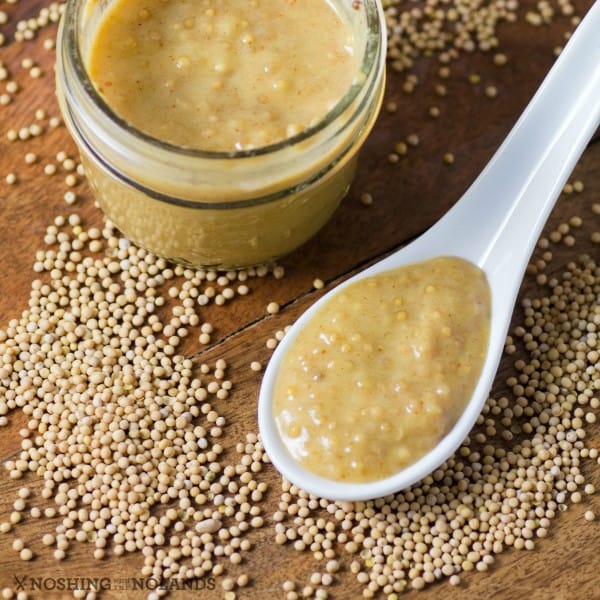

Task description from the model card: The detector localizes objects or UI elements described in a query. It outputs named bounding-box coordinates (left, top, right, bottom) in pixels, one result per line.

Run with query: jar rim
left=62, top=0, right=385, bottom=160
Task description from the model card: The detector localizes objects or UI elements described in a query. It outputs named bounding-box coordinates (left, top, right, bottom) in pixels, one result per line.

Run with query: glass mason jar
left=55, top=0, right=387, bottom=269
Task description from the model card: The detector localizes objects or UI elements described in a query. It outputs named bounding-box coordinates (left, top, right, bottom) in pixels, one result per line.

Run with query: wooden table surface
left=0, top=0, right=598, bottom=598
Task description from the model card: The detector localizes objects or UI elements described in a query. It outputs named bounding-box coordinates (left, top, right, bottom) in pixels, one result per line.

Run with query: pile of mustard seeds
left=383, top=0, right=580, bottom=74
left=0, top=215, right=285, bottom=599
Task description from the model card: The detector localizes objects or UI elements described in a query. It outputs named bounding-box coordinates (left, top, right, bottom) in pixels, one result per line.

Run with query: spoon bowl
left=259, top=1, right=600, bottom=501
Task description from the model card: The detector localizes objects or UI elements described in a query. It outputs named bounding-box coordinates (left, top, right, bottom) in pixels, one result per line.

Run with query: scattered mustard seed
left=443, top=152, right=455, bottom=165
left=429, top=105, right=440, bottom=118
left=360, top=192, right=373, bottom=206
left=485, top=85, right=498, bottom=98
left=267, top=301, right=280, bottom=315
left=394, top=141, right=408, bottom=155
left=19, top=548, right=34, bottom=561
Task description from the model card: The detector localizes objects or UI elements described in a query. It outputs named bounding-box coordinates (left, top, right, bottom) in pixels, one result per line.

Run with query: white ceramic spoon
left=258, top=1, right=600, bottom=502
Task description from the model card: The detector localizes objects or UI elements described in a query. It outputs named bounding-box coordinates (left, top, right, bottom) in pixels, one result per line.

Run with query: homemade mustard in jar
left=55, top=0, right=386, bottom=268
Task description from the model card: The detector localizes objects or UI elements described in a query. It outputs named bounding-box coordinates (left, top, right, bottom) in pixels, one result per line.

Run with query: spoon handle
left=423, top=0, right=600, bottom=286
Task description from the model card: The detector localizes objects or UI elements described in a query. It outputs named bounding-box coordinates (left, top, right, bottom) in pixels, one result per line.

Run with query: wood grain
left=0, top=1, right=599, bottom=599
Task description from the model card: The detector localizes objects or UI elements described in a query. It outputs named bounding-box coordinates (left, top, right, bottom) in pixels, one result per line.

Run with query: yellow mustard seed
left=394, top=141, right=408, bottom=155
left=19, top=548, right=34, bottom=561
left=267, top=301, right=280, bottom=314
left=493, top=53, right=508, bottom=66
left=485, top=85, right=498, bottom=98
left=357, top=192, right=373, bottom=210
left=434, top=83, right=447, bottom=96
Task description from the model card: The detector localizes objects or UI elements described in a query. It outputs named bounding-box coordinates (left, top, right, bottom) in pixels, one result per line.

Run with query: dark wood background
left=0, top=0, right=598, bottom=598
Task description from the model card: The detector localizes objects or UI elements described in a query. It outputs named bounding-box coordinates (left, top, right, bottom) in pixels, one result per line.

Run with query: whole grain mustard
left=87, top=0, right=358, bottom=151
left=274, top=257, right=491, bottom=482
